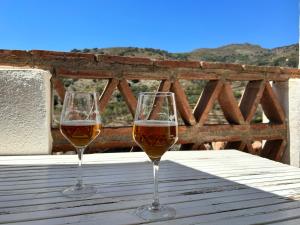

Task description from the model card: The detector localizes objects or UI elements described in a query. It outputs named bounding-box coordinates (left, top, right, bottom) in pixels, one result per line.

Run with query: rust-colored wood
left=274, top=140, right=287, bottom=161
left=178, top=123, right=286, bottom=143
left=148, top=80, right=171, bottom=120
left=52, top=126, right=135, bottom=153
left=218, top=82, right=245, bottom=125
left=0, top=50, right=299, bottom=81
left=261, top=140, right=274, bottom=158
left=261, top=139, right=286, bottom=161
left=52, top=123, right=286, bottom=152
left=180, top=143, right=207, bottom=150
left=52, top=78, right=65, bottom=101
left=171, top=80, right=196, bottom=125
left=57, top=70, right=293, bottom=81
left=54, top=70, right=293, bottom=81
left=55, top=68, right=113, bottom=79
left=157, top=79, right=171, bottom=92
left=260, top=82, right=286, bottom=124
left=239, top=80, right=265, bottom=123
left=117, top=79, right=137, bottom=116
left=128, top=71, right=291, bottom=81
left=224, top=141, right=245, bottom=150
left=191, top=143, right=207, bottom=150
left=53, top=67, right=294, bottom=81
left=193, top=80, right=223, bottom=125
left=97, top=54, right=153, bottom=65
left=0, top=49, right=292, bottom=158
left=98, top=79, right=119, bottom=113
left=52, top=142, right=135, bottom=153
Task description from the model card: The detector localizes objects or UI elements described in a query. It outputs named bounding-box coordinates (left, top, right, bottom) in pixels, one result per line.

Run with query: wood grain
left=0, top=151, right=300, bottom=224
left=117, top=79, right=137, bottom=116
left=52, top=78, right=65, bottom=102
left=193, top=80, right=223, bottom=125
left=218, top=82, right=245, bottom=124
left=239, top=80, right=265, bottom=123
left=52, top=124, right=286, bottom=153
left=148, top=80, right=171, bottom=120
left=260, top=82, right=286, bottom=124
left=98, top=78, right=119, bottom=113
left=171, top=80, right=196, bottom=125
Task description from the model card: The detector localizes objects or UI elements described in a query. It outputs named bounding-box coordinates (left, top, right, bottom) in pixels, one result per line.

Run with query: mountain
left=71, top=43, right=298, bottom=68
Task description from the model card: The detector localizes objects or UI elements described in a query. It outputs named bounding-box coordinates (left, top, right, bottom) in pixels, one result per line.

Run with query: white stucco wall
left=273, top=80, right=300, bottom=167
left=0, top=67, right=52, bottom=155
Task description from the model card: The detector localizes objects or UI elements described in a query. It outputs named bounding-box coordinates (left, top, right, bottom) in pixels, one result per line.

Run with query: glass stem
left=76, top=147, right=85, bottom=188
left=152, top=160, right=160, bottom=210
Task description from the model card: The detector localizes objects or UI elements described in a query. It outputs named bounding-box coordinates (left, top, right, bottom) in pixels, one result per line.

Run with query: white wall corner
left=273, top=79, right=300, bottom=167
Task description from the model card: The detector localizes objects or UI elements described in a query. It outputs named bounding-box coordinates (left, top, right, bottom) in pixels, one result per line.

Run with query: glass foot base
left=62, top=184, right=97, bottom=198
left=135, top=204, right=176, bottom=221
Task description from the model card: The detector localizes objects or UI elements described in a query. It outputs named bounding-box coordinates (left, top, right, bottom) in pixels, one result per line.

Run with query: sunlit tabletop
left=0, top=150, right=300, bottom=225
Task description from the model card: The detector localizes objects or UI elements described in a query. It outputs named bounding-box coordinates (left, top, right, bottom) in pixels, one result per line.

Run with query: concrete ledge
left=0, top=67, right=52, bottom=155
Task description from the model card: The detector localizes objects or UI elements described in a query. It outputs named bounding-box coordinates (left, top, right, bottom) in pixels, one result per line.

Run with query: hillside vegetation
left=71, top=43, right=298, bottom=68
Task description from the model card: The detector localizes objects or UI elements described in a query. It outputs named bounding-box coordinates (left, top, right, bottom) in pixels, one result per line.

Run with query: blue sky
left=0, top=0, right=298, bottom=52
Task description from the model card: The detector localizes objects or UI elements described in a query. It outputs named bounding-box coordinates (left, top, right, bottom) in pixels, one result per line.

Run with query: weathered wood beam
left=52, top=124, right=286, bottom=152
left=218, top=82, right=245, bottom=124
left=148, top=80, right=171, bottom=120
left=239, top=80, right=265, bottom=123
left=171, top=80, right=196, bottom=125
left=260, top=82, right=286, bottom=124
left=0, top=50, right=299, bottom=81
left=52, top=78, right=65, bottom=101
left=117, top=79, right=137, bottom=116
left=193, top=80, right=223, bottom=125
left=98, top=79, right=119, bottom=113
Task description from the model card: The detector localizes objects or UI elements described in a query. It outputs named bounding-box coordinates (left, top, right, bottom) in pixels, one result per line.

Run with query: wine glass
left=60, top=91, right=102, bottom=198
left=133, top=92, right=178, bottom=221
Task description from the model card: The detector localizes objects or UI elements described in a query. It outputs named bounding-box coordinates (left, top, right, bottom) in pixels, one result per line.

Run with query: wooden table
left=1, top=150, right=300, bottom=225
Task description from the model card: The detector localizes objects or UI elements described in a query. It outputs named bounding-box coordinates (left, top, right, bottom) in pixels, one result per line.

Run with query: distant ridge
left=71, top=43, right=298, bottom=68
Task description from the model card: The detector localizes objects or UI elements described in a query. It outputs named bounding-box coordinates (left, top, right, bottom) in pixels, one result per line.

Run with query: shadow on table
left=0, top=159, right=300, bottom=224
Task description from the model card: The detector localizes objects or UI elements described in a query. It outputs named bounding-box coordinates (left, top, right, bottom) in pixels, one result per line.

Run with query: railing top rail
left=0, top=49, right=299, bottom=81
left=0, top=49, right=291, bottom=160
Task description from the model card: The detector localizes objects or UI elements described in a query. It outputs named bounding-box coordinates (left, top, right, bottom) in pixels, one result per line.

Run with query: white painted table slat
left=0, top=150, right=300, bottom=225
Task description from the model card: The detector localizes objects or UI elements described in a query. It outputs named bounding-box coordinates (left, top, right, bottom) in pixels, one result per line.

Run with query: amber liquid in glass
left=133, top=120, right=178, bottom=161
left=61, top=121, right=101, bottom=148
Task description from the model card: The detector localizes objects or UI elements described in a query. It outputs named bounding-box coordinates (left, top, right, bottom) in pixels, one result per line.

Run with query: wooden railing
left=1, top=50, right=300, bottom=161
